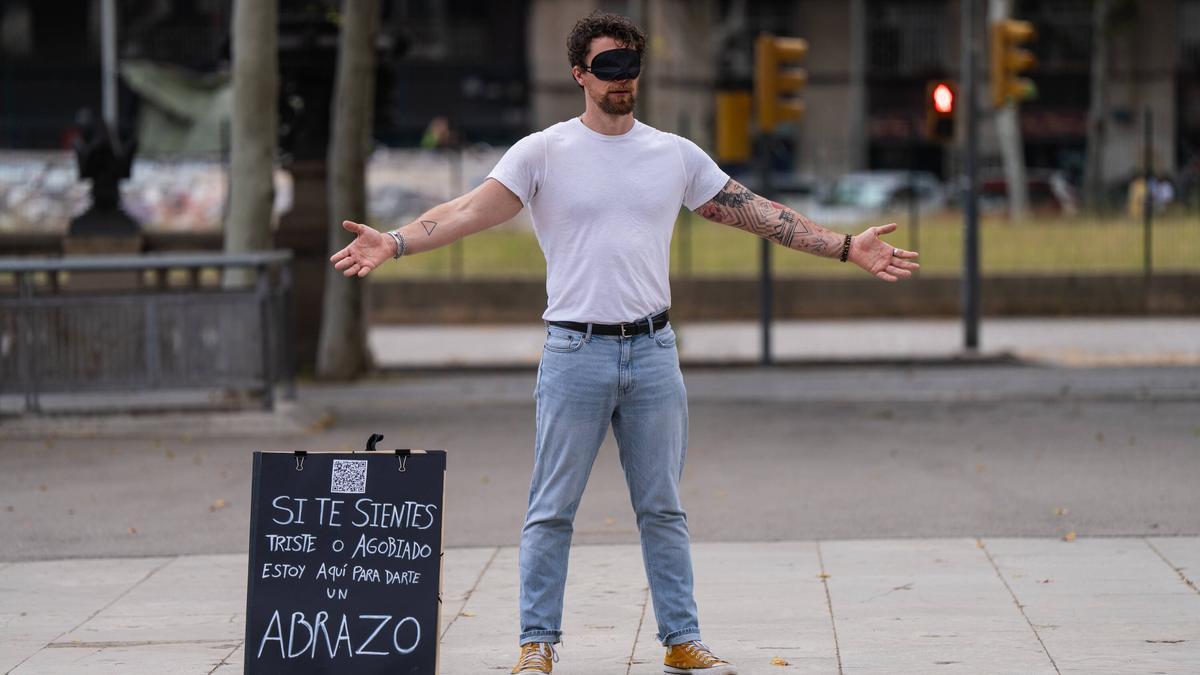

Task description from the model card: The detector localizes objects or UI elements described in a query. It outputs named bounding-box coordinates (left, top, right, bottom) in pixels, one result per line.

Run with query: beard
left=596, top=90, right=636, bottom=115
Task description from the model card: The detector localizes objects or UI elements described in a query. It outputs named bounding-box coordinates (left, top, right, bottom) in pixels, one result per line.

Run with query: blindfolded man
left=332, top=11, right=919, bottom=675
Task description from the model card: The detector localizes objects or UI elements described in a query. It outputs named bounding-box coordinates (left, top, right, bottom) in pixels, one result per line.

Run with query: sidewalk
left=369, top=318, right=1200, bottom=369
left=3, top=537, right=1198, bottom=674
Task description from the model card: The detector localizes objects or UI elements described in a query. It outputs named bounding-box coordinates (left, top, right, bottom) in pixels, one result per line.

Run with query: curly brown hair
left=566, top=11, right=646, bottom=70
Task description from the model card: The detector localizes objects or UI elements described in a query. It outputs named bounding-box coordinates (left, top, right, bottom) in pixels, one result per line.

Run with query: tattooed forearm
left=695, top=179, right=842, bottom=258
left=420, top=220, right=438, bottom=235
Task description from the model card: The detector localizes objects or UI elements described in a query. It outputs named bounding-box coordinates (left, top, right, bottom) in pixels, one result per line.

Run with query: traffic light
left=715, top=90, right=752, bottom=163
left=990, top=19, right=1037, bottom=108
left=754, top=34, right=808, bottom=133
left=925, top=80, right=956, bottom=142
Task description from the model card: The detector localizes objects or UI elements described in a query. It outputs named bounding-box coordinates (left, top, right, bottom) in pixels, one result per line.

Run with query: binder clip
left=293, top=450, right=307, bottom=471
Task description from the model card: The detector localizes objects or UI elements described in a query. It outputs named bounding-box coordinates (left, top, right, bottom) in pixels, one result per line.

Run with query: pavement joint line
left=976, top=537, right=1062, bottom=675
left=5, top=554, right=177, bottom=673
left=1143, top=537, right=1200, bottom=597
left=814, top=540, right=844, bottom=675
left=439, top=545, right=501, bottom=643
left=624, top=585, right=650, bottom=675
left=208, top=640, right=243, bottom=675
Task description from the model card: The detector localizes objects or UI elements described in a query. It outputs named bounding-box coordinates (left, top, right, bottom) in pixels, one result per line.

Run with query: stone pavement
left=3, top=537, right=1199, bottom=674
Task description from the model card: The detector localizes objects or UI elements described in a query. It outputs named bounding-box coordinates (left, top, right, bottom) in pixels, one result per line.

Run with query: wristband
left=387, top=230, right=407, bottom=259
left=839, top=233, right=852, bottom=263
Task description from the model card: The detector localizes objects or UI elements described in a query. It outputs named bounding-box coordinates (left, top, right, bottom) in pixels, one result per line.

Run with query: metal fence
left=0, top=251, right=294, bottom=414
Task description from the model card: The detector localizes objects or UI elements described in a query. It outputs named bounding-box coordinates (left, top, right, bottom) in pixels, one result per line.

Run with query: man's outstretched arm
left=693, top=178, right=920, bottom=282
left=331, top=177, right=523, bottom=277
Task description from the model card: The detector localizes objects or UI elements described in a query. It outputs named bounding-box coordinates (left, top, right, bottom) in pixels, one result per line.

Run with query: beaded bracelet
left=839, top=233, right=852, bottom=262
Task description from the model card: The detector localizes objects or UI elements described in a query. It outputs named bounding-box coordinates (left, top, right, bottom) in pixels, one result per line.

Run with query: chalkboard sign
left=244, top=446, right=446, bottom=674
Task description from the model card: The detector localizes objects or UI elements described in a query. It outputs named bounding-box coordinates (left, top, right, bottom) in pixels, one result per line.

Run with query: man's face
left=573, top=36, right=639, bottom=116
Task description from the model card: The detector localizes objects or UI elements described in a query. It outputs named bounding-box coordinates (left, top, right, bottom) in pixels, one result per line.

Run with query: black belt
left=548, top=310, right=669, bottom=337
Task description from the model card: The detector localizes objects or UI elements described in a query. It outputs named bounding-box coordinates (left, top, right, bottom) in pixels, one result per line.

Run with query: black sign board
left=245, top=446, right=445, bottom=674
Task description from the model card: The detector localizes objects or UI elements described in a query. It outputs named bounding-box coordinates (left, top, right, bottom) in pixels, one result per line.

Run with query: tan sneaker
left=511, top=641, right=557, bottom=674
left=664, top=640, right=738, bottom=674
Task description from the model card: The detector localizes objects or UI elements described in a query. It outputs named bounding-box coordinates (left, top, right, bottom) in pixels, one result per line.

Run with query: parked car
left=802, top=170, right=946, bottom=225
left=979, top=170, right=1079, bottom=216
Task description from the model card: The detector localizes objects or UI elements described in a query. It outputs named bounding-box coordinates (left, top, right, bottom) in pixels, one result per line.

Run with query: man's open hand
left=330, top=220, right=393, bottom=278
left=848, top=223, right=920, bottom=282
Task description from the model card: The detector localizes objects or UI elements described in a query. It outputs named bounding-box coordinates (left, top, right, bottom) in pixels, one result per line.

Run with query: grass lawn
left=369, top=211, right=1199, bottom=280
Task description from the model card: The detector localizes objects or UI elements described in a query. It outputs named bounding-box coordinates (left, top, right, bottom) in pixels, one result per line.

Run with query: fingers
left=892, top=248, right=920, bottom=259
left=333, top=255, right=355, bottom=271
left=330, top=246, right=349, bottom=263
left=342, top=220, right=364, bottom=234
left=876, top=269, right=898, bottom=282
left=875, top=222, right=898, bottom=235
left=885, top=264, right=912, bottom=278
left=892, top=259, right=921, bottom=271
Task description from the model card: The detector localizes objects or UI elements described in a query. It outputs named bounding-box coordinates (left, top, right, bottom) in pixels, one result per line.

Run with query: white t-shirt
left=487, top=117, right=729, bottom=323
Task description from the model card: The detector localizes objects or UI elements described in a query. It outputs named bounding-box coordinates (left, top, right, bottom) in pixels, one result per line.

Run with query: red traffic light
left=932, top=82, right=954, bottom=114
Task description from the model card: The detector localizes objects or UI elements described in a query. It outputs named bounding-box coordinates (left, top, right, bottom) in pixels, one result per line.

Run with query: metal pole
left=1143, top=107, right=1153, bottom=280
left=101, top=0, right=118, bottom=130
left=909, top=128, right=920, bottom=253
left=961, top=0, right=981, bottom=351
left=757, top=133, right=773, bottom=365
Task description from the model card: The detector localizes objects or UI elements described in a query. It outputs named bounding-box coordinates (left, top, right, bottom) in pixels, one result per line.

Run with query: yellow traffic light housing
left=990, top=19, right=1037, bottom=108
left=754, top=34, right=808, bottom=133
left=715, top=91, right=753, bottom=163
left=925, top=80, right=956, bottom=142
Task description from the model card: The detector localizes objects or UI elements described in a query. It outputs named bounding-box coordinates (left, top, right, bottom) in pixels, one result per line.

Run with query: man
left=331, top=12, right=919, bottom=674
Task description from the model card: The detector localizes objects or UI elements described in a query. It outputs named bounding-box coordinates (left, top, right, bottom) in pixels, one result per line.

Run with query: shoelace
left=681, top=641, right=723, bottom=665
left=517, top=643, right=559, bottom=670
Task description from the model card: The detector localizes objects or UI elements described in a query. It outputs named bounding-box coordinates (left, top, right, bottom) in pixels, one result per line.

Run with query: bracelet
left=839, top=233, right=852, bottom=263
left=387, top=230, right=407, bottom=259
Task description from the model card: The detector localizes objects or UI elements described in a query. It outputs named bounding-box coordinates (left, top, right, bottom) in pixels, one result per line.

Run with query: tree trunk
left=1083, top=0, right=1110, bottom=211
left=988, top=0, right=1029, bottom=222
left=316, top=0, right=379, bottom=379
left=224, top=0, right=277, bottom=287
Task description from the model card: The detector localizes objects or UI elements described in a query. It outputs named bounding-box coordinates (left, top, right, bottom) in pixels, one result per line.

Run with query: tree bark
left=316, top=0, right=379, bottom=379
left=224, top=0, right=277, bottom=287
left=989, top=0, right=1029, bottom=222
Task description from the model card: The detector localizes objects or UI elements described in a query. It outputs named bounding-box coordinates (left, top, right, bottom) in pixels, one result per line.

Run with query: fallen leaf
left=128, top=527, right=138, bottom=535
left=715, top=489, right=728, bottom=498
left=1063, top=531, right=1076, bottom=542
left=165, top=449, right=176, bottom=460
left=38, top=484, right=48, bottom=492
left=771, top=657, right=790, bottom=666
left=1038, top=578, right=1053, bottom=584
left=604, top=517, right=616, bottom=526
left=460, top=610, right=476, bottom=617
left=210, top=498, right=229, bottom=512
left=976, top=463, right=986, bottom=472
left=308, top=412, right=336, bottom=434
left=1054, top=507, right=1069, bottom=517
left=817, top=572, right=831, bottom=579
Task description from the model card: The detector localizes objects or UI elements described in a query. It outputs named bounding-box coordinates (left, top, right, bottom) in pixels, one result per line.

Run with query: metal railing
left=0, top=251, right=294, bottom=414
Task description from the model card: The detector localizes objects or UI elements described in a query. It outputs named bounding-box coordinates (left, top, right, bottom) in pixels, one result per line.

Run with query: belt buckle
left=620, top=322, right=631, bottom=338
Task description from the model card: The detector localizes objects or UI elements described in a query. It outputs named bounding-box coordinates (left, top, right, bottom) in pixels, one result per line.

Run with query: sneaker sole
left=664, top=666, right=738, bottom=675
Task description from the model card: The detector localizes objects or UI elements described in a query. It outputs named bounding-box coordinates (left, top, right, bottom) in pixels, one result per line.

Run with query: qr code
left=331, top=459, right=368, bottom=494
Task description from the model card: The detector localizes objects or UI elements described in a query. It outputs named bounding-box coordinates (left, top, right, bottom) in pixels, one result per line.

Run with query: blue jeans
left=518, top=316, right=701, bottom=647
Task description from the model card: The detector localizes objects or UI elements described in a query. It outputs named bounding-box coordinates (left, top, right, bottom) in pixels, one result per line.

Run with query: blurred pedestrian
left=331, top=11, right=919, bottom=675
